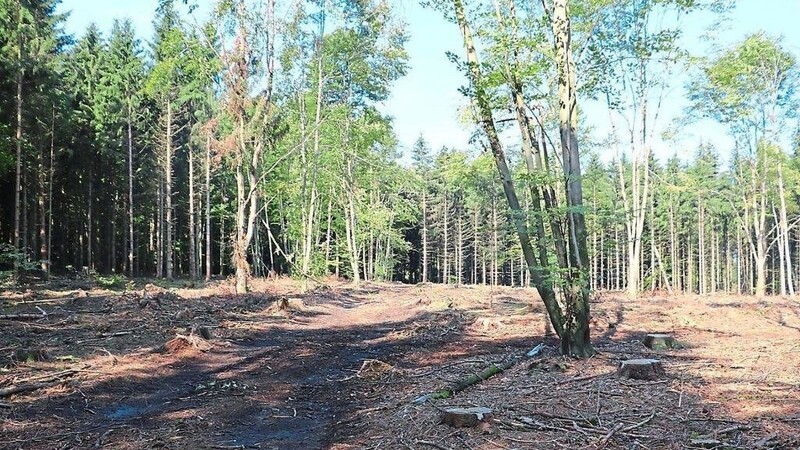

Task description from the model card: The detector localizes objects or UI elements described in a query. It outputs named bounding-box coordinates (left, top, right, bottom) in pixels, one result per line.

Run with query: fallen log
left=412, top=343, right=544, bottom=404
left=0, top=382, right=57, bottom=398
left=0, top=313, right=46, bottom=321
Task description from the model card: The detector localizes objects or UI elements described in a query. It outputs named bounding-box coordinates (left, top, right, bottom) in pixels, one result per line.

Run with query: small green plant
left=0, top=243, right=38, bottom=271
left=96, top=273, right=128, bottom=289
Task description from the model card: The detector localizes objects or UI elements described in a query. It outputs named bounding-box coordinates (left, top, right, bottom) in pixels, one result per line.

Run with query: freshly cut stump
left=617, top=359, right=665, bottom=381
left=643, top=333, right=675, bottom=350
left=441, top=407, right=494, bottom=428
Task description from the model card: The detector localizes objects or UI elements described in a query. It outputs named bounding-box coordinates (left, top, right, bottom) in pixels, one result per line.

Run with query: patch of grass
left=95, top=274, right=128, bottom=290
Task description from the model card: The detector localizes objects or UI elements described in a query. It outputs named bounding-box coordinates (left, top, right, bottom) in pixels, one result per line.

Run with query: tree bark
left=422, top=190, right=428, bottom=282
left=165, top=100, right=174, bottom=280
left=128, top=102, right=135, bottom=276
left=47, top=106, right=54, bottom=276
left=778, top=163, right=794, bottom=295
left=550, top=0, right=593, bottom=357
left=189, top=140, right=197, bottom=280
left=205, top=131, right=212, bottom=281
left=87, top=169, right=93, bottom=271
left=14, top=40, right=23, bottom=271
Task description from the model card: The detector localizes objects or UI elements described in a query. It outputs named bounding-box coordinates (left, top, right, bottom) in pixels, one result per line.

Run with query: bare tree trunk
left=778, top=163, right=794, bottom=295
left=38, top=141, right=46, bottom=273
left=669, top=200, right=677, bottom=291
left=205, top=132, right=212, bottom=281
left=457, top=214, right=464, bottom=284
left=87, top=170, right=93, bottom=271
left=550, top=0, right=592, bottom=356
left=325, top=192, right=333, bottom=271
left=698, top=200, right=705, bottom=294
left=615, top=226, right=620, bottom=290
left=649, top=188, right=656, bottom=291
left=165, top=101, right=174, bottom=280
left=422, top=190, right=428, bottom=282
left=443, top=192, right=449, bottom=283
left=755, top=173, right=768, bottom=297
left=472, top=206, right=478, bottom=284
left=23, top=170, right=28, bottom=263
left=47, top=106, right=54, bottom=276
left=13, top=35, right=23, bottom=272
left=343, top=157, right=360, bottom=286
left=491, top=195, right=497, bottom=286
left=219, top=214, right=225, bottom=276
left=128, top=103, right=135, bottom=276
left=156, top=178, right=163, bottom=278
left=233, top=157, right=249, bottom=293
left=189, top=142, right=197, bottom=280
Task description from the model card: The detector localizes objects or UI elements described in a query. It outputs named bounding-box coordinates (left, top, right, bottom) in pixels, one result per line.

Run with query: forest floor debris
left=0, top=278, right=799, bottom=449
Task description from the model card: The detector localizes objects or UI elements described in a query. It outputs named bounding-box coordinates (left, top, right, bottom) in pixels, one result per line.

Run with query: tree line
left=0, top=0, right=798, bottom=307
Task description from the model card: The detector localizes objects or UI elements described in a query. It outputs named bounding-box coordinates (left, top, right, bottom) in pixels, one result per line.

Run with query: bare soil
left=1, top=277, right=799, bottom=449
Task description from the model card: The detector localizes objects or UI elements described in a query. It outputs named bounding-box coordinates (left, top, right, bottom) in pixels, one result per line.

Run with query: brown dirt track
left=1, top=278, right=799, bottom=449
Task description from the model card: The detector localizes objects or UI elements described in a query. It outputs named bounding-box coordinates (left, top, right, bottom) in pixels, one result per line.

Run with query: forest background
left=1, top=0, right=799, bottom=301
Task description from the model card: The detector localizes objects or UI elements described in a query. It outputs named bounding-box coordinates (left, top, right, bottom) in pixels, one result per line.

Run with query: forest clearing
left=2, top=0, right=800, bottom=448
left=1, top=278, right=798, bottom=449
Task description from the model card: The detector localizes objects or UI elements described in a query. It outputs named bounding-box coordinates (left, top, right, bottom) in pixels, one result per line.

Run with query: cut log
left=441, top=407, right=494, bottom=428
left=643, top=334, right=675, bottom=350
left=0, top=382, right=56, bottom=398
left=0, top=313, right=46, bottom=321
left=617, top=359, right=665, bottom=381
left=412, top=343, right=545, bottom=404
left=690, top=438, right=724, bottom=448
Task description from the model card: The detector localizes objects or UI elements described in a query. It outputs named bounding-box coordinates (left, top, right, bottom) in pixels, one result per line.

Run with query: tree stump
left=617, top=359, right=665, bottom=380
left=643, top=333, right=675, bottom=350
left=441, top=407, right=494, bottom=428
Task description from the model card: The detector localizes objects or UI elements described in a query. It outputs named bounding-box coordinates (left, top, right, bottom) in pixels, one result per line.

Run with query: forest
left=1, top=0, right=799, bottom=449
left=0, top=0, right=798, bottom=299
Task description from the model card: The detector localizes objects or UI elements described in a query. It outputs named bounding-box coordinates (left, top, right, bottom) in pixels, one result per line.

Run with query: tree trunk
left=698, top=200, right=705, bottom=294
left=189, top=142, right=197, bottom=280
left=649, top=186, right=656, bottom=291
left=457, top=214, right=464, bottom=284
left=325, top=191, right=333, bottom=271
left=13, top=33, right=23, bottom=272
left=472, top=206, right=478, bottom=284
left=157, top=178, right=164, bottom=278
left=165, top=101, right=174, bottom=280
left=778, top=163, right=794, bottom=295
left=87, top=170, right=93, bottom=271
left=444, top=191, right=449, bottom=283
left=38, top=140, right=46, bottom=273
left=550, top=0, right=593, bottom=357
left=205, top=131, right=212, bottom=282
left=452, top=0, right=591, bottom=356
left=491, top=194, right=497, bottom=286
left=422, top=190, right=428, bottom=282
left=343, top=158, right=360, bottom=286
left=47, top=106, right=54, bottom=276
left=128, top=103, right=135, bottom=276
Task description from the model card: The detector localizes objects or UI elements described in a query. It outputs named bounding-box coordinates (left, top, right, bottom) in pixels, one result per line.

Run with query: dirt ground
left=1, top=277, right=799, bottom=450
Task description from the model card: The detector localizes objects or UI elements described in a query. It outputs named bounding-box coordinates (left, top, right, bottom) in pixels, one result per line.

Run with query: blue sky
left=58, top=0, right=800, bottom=163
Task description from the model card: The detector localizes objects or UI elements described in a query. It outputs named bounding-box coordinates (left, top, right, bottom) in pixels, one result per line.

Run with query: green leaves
left=691, top=32, right=797, bottom=136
